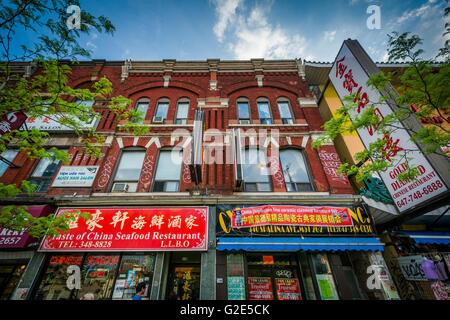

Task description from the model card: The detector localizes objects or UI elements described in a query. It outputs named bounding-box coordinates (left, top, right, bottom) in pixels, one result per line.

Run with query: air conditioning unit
left=152, top=116, right=165, bottom=123
left=239, top=119, right=251, bottom=124
left=112, top=183, right=129, bottom=192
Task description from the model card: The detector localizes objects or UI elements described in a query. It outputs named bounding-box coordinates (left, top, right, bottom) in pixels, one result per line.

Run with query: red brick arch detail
left=125, top=80, right=205, bottom=98
left=223, top=80, right=303, bottom=97
left=70, top=77, right=95, bottom=89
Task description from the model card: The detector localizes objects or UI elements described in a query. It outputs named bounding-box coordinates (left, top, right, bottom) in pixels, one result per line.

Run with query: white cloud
left=323, top=30, right=337, bottom=42
left=86, top=41, right=97, bottom=51
left=213, top=2, right=307, bottom=59
left=212, top=0, right=243, bottom=43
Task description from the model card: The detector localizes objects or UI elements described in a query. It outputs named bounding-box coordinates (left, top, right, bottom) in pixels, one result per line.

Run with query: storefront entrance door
left=166, top=253, right=201, bottom=300
left=247, top=253, right=302, bottom=300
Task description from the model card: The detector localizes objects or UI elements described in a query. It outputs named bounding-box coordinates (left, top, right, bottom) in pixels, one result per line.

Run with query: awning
left=217, top=237, right=384, bottom=252
left=393, top=231, right=450, bottom=245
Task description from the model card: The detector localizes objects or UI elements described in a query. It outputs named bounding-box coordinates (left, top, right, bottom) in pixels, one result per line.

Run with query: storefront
left=26, top=206, right=208, bottom=300
left=0, top=205, right=54, bottom=300
left=216, top=204, right=400, bottom=300
left=381, top=231, right=450, bottom=300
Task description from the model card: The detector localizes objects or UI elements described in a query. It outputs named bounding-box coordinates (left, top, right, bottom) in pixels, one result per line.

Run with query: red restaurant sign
left=232, top=205, right=353, bottom=228
left=39, top=207, right=208, bottom=252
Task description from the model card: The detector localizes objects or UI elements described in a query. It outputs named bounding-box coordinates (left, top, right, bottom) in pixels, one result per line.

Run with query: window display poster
left=316, top=274, right=339, bottom=300
left=248, top=277, right=274, bottom=300
left=227, top=276, right=245, bottom=300
left=112, top=280, right=126, bottom=299
left=381, top=280, right=400, bottom=300
left=275, top=278, right=301, bottom=300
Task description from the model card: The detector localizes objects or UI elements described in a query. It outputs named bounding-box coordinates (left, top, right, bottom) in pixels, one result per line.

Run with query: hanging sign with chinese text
left=39, top=207, right=208, bottom=252
left=0, top=111, right=27, bottom=136
left=217, top=204, right=375, bottom=237
left=329, top=40, right=447, bottom=213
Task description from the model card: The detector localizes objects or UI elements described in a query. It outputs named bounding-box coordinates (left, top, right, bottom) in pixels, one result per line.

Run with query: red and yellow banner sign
left=232, top=205, right=353, bottom=228
left=39, top=207, right=208, bottom=252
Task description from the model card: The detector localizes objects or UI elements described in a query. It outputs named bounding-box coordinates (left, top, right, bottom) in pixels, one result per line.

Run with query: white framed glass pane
left=133, top=102, right=149, bottom=123
left=176, top=103, right=189, bottom=120
left=31, top=156, right=61, bottom=177
left=243, top=149, right=270, bottom=183
left=114, top=151, right=145, bottom=181
left=0, top=150, right=18, bottom=176
left=277, top=102, right=292, bottom=119
left=257, top=102, right=271, bottom=120
left=238, top=102, right=250, bottom=119
left=155, top=150, right=183, bottom=180
left=280, top=149, right=310, bottom=183
left=155, top=103, right=169, bottom=119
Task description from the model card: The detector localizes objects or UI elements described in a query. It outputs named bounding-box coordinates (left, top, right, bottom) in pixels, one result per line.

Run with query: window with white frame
left=132, top=99, right=149, bottom=124
left=0, top=150, right=18, bottom=177
left=111, top=150, right=146, bottom=192
left=279, top=149, right=313, bottom=191
left=277, top=100, right=294, bottom=124
left=153, top=99, right=169, bottom=123
left=28, top=150, right=67, bottom=192
left=175, top=99, right=189, bottom=124
left=237, top=99, right=251, bottom=124
left=242, top=148, right=272, bottom=191
left=152, top=149, right=183, bottom=192
left=257, top=99, right=272, bottom=124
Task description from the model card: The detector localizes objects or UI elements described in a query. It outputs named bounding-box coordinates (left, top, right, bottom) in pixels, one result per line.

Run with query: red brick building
left=0, top=59, right=394, bottom=301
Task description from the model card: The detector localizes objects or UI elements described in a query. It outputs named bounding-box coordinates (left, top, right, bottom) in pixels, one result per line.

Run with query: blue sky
left=12, top=0, right=450, bottom=62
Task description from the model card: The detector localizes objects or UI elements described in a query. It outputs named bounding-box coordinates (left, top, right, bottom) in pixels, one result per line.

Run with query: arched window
left=277, top=98, right=294, bottom=124
left=153, top=98, right=170, bottom=123
left=243, top=148, right=272, bottom=191
left=279, top=149, right=313, bottom=191
left=175, top=98, right=190, bottom=124
left=237, top=97, right=251, bottom=124
left=256, top=98, right=272, bottom=124
left=152, top=149, right=183, bottom=192
left=132, top=98, right=150, bottom=124
left=111, top=148, right=146, bottom=192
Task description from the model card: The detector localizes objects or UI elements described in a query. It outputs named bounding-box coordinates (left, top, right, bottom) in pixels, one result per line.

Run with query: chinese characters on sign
left=0, top=111, right=27, bottom=136
left=329, top=41, right=447, bottom=212
left=39, top=207, right=208, bottom=251
left=232, top=205, right=353, bottom=228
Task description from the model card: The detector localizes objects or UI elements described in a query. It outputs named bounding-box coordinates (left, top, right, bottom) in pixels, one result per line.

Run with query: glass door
left=166, top=253, right=201, bottom=300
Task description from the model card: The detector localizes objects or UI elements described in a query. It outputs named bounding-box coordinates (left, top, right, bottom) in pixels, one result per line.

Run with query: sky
left=10, top=0, right=450, bottom=62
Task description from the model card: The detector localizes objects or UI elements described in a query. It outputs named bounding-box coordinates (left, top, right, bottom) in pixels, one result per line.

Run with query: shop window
left=112, top=254, right=155, bottom=300
left=237, top=100, right=251, bottom=124
left=132, top=99, right=149, bottom=124
left=0, top=264, right=27, bottom=300
left=152, top=149, right=183, bottom=192
left=28, top=150, right=66, bottom=192
left=175, top=100, right=189, bottom=124
left=0, top=150, right=18, bottom=177
left=277, top=100, right=294, bottom=124
left=257, top=100, right=272, bottom=124
left=311, top=253, right=339, bottom=300
left=33, top=254, right=156, bottom=300
left=242, top=148, right=272, bottom=192
left=226, top=254, right=246, bottom=300
left=297, top=252, right=317, bottom=300
left=246, top=253, right=302, bottom=300
left=34, top=254, right=84, bottom=300
left=153, top=99, right=169, bottom=123
left=74, top=254, right=120, bottom=300
left=111, top=150, right=146, bottom=192
left=279, top=149, right=313, bottom=192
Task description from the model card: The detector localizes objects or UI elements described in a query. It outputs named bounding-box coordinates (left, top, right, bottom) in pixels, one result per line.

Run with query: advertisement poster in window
left=275, top=278, right=301, bottom=300
left=248, top=277, right=274, bottom=300
left=39, top=207, right=208, bottom=252
left=227, top=276, right=246, bottom=300
left=316, top=274, right=339, bottom=300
